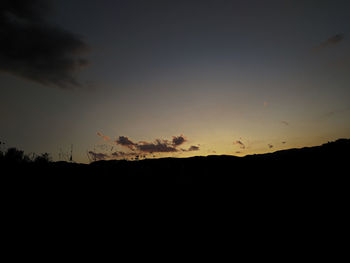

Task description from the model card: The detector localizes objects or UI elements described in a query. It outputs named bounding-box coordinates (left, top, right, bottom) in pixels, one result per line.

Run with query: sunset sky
left=1, top=0, right=350, bottom=163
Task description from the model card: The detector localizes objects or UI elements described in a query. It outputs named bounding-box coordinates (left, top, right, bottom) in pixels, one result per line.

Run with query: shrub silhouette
left=0, top=143, right=51, bottom=166
left=34, top=153, right=51, bottom=164
left=4, top=147, right=26, bottom=164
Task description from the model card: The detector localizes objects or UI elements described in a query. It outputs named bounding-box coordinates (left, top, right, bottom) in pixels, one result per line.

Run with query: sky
left=1, top=0, right=350, bottom=163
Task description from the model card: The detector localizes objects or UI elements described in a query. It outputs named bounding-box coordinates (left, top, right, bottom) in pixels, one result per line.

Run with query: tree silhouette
left=34, top=153, right=51, bottom=164
left=4, top=147, right=25, bottom=164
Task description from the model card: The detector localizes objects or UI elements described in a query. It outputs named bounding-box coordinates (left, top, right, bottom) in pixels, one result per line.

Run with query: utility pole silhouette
left=69, top=144, right=73, bottom=162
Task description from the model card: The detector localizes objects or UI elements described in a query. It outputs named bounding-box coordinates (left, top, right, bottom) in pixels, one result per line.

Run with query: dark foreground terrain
left=1, top=139, right=349, bottom=189
left=1, top=139, right=349, bottom=245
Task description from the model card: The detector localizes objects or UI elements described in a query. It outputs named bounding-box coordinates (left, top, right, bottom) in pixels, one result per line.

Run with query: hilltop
left=1, top=138, right=349, bottom=186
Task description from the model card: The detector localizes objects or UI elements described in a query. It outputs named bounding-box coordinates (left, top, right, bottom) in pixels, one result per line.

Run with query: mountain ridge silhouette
left=2, top=138, right=348, bottom=224
left=2, top=138, right=349, bottom=185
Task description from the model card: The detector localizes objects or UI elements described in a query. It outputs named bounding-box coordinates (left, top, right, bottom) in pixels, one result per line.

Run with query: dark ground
left=1, top=139, right=349, bottom=255
left=1, top=138, right=349, bottom=191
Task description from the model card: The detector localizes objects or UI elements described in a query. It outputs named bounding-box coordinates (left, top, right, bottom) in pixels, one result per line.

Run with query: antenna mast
left=69, top=144, right=73, bottom=162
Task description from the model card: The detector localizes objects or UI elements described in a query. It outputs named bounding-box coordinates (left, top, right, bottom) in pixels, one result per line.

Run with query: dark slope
left=2, top=139, right=348, bottom=236
left=2, top=139, right=349, bottom=187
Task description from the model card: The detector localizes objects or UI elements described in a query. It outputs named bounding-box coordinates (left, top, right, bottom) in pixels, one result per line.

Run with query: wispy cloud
left=182, top=145, right=200, bottom=152
left=281, top=121, right=289, bottom=126
left=88, top=150, right=139, bottom=161
left=97, top=132, right=110, bottom=142
left=323, top=107, right=350, bottom=119
left=88, top=151, right=108, bottom=161
left=233, top=140, right=245, bottom=149
left=314, top=33, right=345, bottom=50
left=111, top=151, right=138, bottom=158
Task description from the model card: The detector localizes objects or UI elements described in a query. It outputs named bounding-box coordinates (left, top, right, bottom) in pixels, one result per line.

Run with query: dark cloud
left=92, top=134, right=199, bottom=160
left=0, top=0, right=89, bottom=89
left=172, top=135, right=186, bottom=147
left=233, top=140, right=245, bottom=149
left=187, top=145, right=200, bottom=151
left=116, top=135, right=191, bottom=153
left=136, top=139, right=177, bottom=153
left=316, top=34, right=345, bottom=50
left=115, top=136, right=136, bottom=150
left=282, top=141, right=286, bottom=144
left=281, top=121, right=289, bottom=126
left=268, top=144, right=274, bottom=149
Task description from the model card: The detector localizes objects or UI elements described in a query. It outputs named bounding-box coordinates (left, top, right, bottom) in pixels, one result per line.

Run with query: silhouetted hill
left=1, top=139, right=349, bottom=188
left=2, top=139, right=349, bottom=234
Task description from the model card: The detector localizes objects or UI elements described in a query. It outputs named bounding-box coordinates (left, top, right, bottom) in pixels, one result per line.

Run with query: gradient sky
left=1, top=0, right=350, bottom=163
